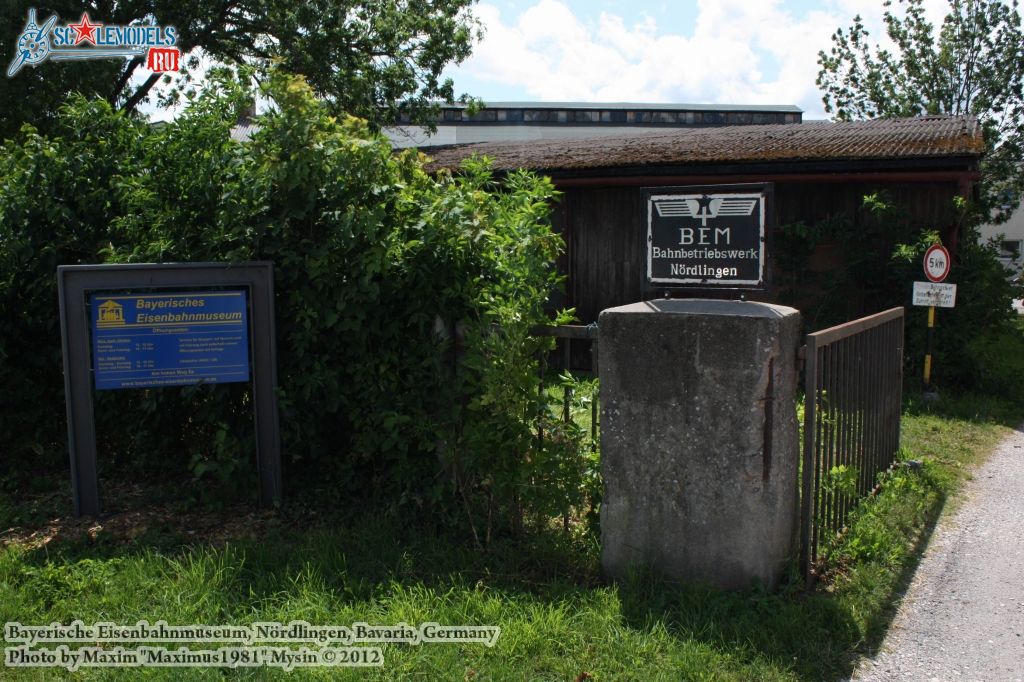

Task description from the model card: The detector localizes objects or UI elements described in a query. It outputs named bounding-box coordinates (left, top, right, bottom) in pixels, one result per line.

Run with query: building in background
left=234, top=102, right=986, bottom=325
left=424, top=115, right=984, bottom=336
left=979, top=195, right=1024, bottom=277
left=384, top=102, right=802, bottom=148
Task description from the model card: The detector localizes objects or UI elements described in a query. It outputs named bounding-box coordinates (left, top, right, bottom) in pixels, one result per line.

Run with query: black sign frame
left=642, top=183, right=773, bottom=294
left=57, top=262, right=282, bottom=517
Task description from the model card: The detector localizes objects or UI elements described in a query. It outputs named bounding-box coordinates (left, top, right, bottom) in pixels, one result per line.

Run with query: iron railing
left=800, top=307, right=904, bottom=583
left=531, top=324, right=599, bottom=449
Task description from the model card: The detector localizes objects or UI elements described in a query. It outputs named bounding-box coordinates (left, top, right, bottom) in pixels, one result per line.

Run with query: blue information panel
left=90, top=291, right=250, bottom=390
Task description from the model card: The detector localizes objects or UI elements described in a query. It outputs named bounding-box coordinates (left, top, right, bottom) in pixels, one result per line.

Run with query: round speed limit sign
left=923, top=243, right=951, bottom=283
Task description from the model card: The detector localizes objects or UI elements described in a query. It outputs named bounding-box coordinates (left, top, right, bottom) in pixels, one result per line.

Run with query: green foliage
left=900, top=226, right=1023, bottom=392
left=777, top=187, right=1023, bottom=392
left=817, top=0, right=1024, bottom=221
left=0, top=1, right=121, bottom=139
left=825, top=464, right=860, bottom=499
left=0, top=0, right=481, bottom=138
left=533, top=374, right=601, bottom=532
left=776, top=192, right=944, bottom=329
left=874, top=187, right=1022, bottom=390
left=963, top=318, right=1024, bottom=402
left=0, top=72, right=578, bottom=536
left=826, top=461, right=943, bottom=581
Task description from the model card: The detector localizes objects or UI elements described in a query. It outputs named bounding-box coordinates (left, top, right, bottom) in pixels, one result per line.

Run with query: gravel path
left=853, top=426, right=1024, bottom=682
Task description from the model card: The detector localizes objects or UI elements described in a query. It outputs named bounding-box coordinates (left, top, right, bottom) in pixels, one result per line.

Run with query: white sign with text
left=912, top=281, right=957, bottom=308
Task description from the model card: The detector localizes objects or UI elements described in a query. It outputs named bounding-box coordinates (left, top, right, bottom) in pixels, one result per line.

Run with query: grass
left=901, top=391, right=1020, bottom=486
left=820, top=391, right=1020, bottom=656
left=0, top=391, right=1019, bottom=681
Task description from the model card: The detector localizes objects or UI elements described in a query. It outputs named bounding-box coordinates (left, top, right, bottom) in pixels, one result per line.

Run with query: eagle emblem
left=655, top=195, right=759, bottom=227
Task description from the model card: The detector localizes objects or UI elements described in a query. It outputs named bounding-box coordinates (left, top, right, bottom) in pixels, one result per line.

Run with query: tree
left=817, top=0, right=1024, bottom=221
left=0, top=0, right=480, bottom=139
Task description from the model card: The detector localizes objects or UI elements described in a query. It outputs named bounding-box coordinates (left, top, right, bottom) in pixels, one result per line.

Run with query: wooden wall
left=563, top=187, right=643, bottom=324
left=556, top=180, right=963, bottom=326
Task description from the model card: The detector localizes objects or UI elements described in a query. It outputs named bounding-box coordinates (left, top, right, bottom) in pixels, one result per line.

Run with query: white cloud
left=450, top=0, right=961, bottom=118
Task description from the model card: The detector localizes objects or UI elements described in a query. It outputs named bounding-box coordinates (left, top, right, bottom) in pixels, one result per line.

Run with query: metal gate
left=800, top=307, right=905, bottom=583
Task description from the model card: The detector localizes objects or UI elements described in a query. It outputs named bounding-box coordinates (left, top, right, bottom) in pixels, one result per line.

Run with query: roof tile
left=422, top=115, right=985, bottom=174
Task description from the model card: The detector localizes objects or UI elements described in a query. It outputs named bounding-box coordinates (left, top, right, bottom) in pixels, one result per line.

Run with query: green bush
left=897, top=224, right=1023, bottom=392
left=0, top=72, right=584, bottom=537
left=963, top=320, right=1024, bottom=403
left=777, top=190, right=1023, bottom=394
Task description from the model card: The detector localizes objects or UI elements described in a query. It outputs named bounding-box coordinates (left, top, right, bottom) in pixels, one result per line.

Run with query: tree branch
left=122, top=73, right=162, bottom=114
left=111, top=57, right=145, bottom=105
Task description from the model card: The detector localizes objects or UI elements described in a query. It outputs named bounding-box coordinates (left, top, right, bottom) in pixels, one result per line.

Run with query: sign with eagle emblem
left=645, top=184, right=771, bottom=290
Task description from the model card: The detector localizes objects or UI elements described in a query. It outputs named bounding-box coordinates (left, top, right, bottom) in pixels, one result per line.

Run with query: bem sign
left=644, top=184, right=771, bottom=290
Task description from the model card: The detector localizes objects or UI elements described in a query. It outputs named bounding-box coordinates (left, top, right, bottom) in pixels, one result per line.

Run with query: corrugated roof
left=231, top=121, right=258, bottom=142
left=437, top=101, right=804, bottom=113
left=422, top=116, right=985, bottom=174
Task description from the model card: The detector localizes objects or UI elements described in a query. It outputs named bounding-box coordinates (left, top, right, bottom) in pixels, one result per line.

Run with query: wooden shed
left=424, top=116, right=985, bottom=328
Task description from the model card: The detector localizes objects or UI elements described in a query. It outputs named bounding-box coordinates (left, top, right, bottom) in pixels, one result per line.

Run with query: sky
left=139, top=0, right=952, bottom=122
left=441, top=0, right=951, bottom=120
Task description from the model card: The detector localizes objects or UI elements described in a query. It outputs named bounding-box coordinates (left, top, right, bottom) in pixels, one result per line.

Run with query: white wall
left=979, top=201, right=1024, bottom=274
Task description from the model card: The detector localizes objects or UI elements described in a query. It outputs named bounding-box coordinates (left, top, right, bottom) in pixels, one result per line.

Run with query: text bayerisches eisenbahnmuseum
left=647, top=189, right=767, bottom=289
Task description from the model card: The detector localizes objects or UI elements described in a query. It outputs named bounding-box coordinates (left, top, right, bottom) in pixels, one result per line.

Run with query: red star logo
left=68, top=13, right=101, bottom=45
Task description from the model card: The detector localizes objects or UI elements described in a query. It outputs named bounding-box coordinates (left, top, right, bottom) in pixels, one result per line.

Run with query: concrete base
left=599, top=299, right=801, bottom=590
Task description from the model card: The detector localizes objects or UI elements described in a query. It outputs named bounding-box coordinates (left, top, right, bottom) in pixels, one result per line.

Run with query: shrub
left=894, top=220, right=1023, bottom=392
left=0, top=72, right=581, bottom=538
left=963, top=320, right=1024, bottom=403
left=777, top=190, right=1023, bottom=394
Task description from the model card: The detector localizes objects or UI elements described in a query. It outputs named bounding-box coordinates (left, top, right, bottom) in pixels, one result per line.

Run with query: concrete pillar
left=599, top=299, right=801, bottom=590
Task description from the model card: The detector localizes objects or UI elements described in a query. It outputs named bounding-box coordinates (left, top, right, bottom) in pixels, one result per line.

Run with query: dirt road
left=853, top=427, right=1024, bottom=681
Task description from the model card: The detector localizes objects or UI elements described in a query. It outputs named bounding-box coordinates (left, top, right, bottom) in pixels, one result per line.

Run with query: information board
left=646, top=185, right=769, bottom=289
left=90, top=291, right=250, bottom=390
left=60, top=263, right=280, bottom=516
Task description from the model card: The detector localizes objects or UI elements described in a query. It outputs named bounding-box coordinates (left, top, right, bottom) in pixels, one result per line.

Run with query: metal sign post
left=57, top=262, right=282, bottom=517
left=924, top=305, right=936, bottom=389
left=916, top=244, right=953, bottom=390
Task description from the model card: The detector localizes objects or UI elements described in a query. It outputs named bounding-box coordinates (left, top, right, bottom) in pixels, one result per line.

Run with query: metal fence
left=531, top=324, right=599, bottom=449
left=800, top=307, right=905, bottom=583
